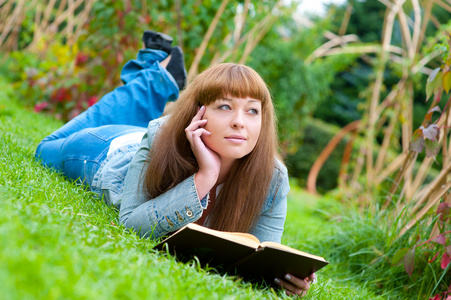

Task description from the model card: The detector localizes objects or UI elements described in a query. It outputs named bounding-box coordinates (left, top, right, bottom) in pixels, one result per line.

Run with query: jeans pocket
left=87, top=125, right=145, bottom=142
left=84, top=159, right=101, bottom=187
left=87, top=126, right=118, bottom=142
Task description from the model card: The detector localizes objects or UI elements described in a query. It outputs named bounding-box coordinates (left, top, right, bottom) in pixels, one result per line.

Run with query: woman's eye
left=248, top=108, right=259, bottom=115
left=218, top=105, right=231, bottom=110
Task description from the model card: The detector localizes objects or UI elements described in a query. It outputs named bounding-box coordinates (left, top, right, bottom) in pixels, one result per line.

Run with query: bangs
left=195, top=63, right=270, bottom=106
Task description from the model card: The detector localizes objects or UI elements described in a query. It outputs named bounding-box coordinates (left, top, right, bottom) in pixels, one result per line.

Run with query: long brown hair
left=143, top=63, right=279, bottom=232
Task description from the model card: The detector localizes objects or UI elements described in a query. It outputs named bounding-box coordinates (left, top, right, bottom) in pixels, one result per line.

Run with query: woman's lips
left=225, top=135, right=246, bottom=144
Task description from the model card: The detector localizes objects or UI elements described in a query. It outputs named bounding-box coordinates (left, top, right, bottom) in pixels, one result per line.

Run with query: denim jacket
left=92, top=117, right=289, bottom=243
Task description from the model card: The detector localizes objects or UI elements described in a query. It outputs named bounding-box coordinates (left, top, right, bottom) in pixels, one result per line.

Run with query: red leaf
left=437, top=234, right=447, bottom=245
left=422, top=124, right=440, bottom=142
left=429, top=295, right=442, bottom=300
left=429, top=251, right=440, bottom=263
left=441, top=251, right=451, bottom=269
left=446, top=246, right=451, bottom=256
left=425, top=107, right=442, bottom=123
left=75, top=52, right=89, bottom=66
left=34, top=102, right=49, bottom=112
left=430, top=106, right=442, bottom=113
left=437, top=203, right=451, bottom=222
left=392, top=248, right=410, bottom=266
left=410, top=129, right=425, bottom=153
left=51, top=87, right=70, bottom=103
left=404, top=249, right=415, bottom=277
left=87, top=96, right=98, bottom=107
left=425, top=139, right=441, bottom=158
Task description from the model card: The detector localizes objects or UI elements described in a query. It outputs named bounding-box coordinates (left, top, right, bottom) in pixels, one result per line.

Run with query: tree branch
left=187, top=0, right=229, bottom=80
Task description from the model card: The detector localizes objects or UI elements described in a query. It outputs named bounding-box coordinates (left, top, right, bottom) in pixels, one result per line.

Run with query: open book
left=155, top=223, right=329, bottom=283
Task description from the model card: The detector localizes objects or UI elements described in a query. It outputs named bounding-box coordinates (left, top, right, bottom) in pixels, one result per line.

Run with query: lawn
left=0, top=78, right=386, bottom=299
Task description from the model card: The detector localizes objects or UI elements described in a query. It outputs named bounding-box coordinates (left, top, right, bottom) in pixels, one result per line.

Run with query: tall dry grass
left=306, top=0, right=451, bottom=240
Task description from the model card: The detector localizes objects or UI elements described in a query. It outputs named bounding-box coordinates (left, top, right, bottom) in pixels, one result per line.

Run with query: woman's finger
left=307, top=273, right=317, bottom=284
left=185, top=106, right=207, bottom=144
left=284, top=274, right=310, bottom=291
left=191, top=105, right=206, bottom=122
left=185, top=119, right=207, bottom=132
left=274, top=277, right=308, bottom=297
left=190, top=129, right=211, bottom=152
left=185, top=119, right=208, bottom=144
left=191, top=128, right=211, bottom=139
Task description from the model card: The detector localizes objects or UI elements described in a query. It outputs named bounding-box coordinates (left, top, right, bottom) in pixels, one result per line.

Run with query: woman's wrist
left=194, top=171, right=217, bottom=200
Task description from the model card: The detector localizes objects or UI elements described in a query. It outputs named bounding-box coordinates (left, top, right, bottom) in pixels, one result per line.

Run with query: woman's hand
left=274, top=273, right=317, bottom=297
left=185, top=106, right=221, bottom=198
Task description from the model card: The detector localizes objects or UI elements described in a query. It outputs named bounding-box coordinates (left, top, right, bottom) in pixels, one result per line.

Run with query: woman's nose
left=231, top=112, right=245, bottom=128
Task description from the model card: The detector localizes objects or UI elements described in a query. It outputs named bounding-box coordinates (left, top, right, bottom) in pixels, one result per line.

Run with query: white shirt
left=107, top=131, right=146, bottom=157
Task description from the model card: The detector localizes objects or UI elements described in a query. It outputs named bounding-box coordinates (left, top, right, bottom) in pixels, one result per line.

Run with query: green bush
left=285, top=118, right=348, bottom=193
left=5, top=0, right=295, bottom=122
left=247, top=18, right=338, bottom=155
left=6, top=42, right=100, bottom=120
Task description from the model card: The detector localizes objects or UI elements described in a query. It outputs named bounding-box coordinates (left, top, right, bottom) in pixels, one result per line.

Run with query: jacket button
left=165, top=216, right=174, bottom=227
left=176, top=211, right=184, bottom=221
left=186, top=210, right=193, bottom=217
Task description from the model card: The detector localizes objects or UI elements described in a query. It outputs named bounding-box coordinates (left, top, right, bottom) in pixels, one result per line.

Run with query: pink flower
left=34, top=102, right=49, bottom=112
left=75, top=52, right=89, bottom=66
left=51, top=87, right=70, bottom=103
left=87, top=96, right=98, bottom=107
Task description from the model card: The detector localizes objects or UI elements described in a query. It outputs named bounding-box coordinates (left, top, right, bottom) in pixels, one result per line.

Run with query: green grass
left=0, top=77, right=387, bottom=300
left=286, top=186, right=451, bottom=300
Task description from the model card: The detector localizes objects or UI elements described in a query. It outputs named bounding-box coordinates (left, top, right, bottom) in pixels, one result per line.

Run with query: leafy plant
left=2, top=0, right=302, bottom=122
left=248, top=22, right=336, bottom=155
left=8, top=42, right=99, bottom=120
left=391, top=34, right=451, bottom=299
left=301, top=1, right=451, bottom=298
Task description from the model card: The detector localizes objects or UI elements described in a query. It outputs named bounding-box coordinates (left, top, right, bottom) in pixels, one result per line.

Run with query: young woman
left=35, top=31, right=316, bottom=297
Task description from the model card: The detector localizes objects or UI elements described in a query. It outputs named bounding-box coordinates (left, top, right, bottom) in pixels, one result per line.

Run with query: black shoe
left=142, top=30, right=173, bottom=54
left=167, top=46, right=187, bottom=90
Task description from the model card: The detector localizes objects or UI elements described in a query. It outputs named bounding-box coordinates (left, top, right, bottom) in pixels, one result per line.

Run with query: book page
left=260, top=241, right=327, bottom=262
left=185, top=224, right=260, bottom=248
left=222, top=232, right=260, bottom=244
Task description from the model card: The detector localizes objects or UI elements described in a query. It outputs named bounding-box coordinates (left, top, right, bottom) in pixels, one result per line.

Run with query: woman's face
left=202, top=96, right=262, bottom=161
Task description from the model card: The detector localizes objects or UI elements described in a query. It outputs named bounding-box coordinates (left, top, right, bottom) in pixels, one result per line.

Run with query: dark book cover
left=232, top=244, right=329, bottom=283
left=155, top=224, right=329, bottom=284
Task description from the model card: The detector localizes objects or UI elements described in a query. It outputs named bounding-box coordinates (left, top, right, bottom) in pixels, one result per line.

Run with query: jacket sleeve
left=118, top=118, right=205, bottom=239
left=248, top=159, right=289, bottom=243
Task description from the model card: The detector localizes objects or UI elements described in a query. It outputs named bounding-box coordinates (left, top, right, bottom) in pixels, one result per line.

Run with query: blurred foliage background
left=0, top=0, right=366, bottom=190
left=0, top=0, right=450, bottom=192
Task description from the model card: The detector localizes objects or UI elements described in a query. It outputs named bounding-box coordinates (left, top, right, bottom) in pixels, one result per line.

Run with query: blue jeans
left=35, top=49, right=179, bottom=186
